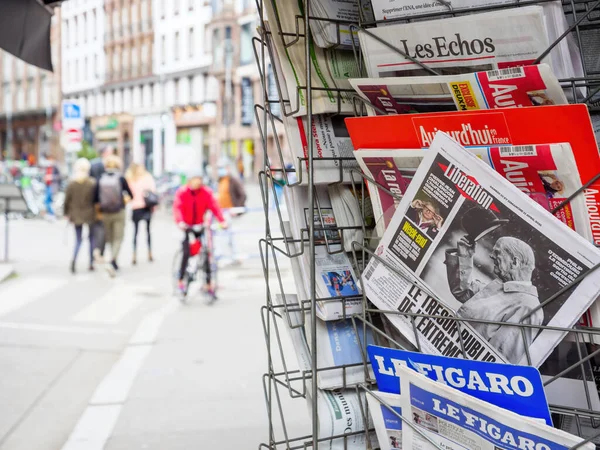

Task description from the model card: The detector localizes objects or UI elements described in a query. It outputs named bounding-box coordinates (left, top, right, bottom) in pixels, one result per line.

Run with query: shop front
left=171, top=104, right=215, bottom=175
left=90, top=114, right=134, bottom=167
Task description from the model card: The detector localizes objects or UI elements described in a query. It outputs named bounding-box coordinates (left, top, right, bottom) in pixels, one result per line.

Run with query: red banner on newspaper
left=345, top=105, right=600, bottom=244
left=477, top=65, right=553, bottom=108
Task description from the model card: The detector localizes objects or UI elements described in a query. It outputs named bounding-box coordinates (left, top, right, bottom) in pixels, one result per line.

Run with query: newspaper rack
left=254, top=0, right=600, bottom=448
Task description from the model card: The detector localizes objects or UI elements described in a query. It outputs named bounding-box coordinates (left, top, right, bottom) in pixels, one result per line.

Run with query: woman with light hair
left=125, top=162, right=157, bottom=265
left=64, top=158, right=97, bottom=274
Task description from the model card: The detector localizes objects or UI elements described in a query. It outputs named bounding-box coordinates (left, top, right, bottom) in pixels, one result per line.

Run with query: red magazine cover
left=345, top=105, right=600, bottom=245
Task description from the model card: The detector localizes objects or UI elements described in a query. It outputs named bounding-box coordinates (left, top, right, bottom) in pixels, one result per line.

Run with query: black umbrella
left=0, top=0, right=54, bottom=72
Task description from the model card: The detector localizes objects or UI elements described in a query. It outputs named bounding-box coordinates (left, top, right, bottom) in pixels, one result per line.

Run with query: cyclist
left=173, top=169, right=228, bottom=297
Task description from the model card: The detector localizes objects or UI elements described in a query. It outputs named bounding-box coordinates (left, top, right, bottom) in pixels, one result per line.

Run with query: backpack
left=99, top=172, right=123, bottom=213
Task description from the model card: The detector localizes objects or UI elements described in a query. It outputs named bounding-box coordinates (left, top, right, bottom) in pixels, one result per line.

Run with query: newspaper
left=264, top=21, right=361, bottom=185
left=350, top=64, right=567, bottom=116
left=273, top=296, right=376, bottom=448
left=309, top=0, right=375, bottom=49
left=274, top=293, right=375, bottom=390
left=362, top=132, right=600, bottom=368
left=284, top=186, right=363, bottom=320
left=263, top=3, right=361, bottom=117
left=368, top=365, right=595, bottom=450
left=358, top=7, right=575, bottom=84
left=355, top=143, right=591, bottom=243
left=329, top=184, right=376, bottom=253
left=367, top=0, right=584, bottom=84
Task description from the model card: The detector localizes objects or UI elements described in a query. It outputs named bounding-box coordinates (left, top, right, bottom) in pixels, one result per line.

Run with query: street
left=0, top=186, right=310, bottom=449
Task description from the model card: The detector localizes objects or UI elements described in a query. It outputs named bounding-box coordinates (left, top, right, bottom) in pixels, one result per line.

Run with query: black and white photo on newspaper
left=362, top=132, right=600, bottom=368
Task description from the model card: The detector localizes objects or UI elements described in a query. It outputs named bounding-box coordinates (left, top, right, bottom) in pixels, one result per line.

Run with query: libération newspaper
left=361, top=132, right=600, bottom=368
left=368, top=365, right=595, bottom=450
left=366, top=0, right=583, bottom=83
left=355, top=143, right=590, bottom=241
left=359, top=7, right=575, bottom=82
left=350, top=64, right=567, bottom=116
left=263, top=2, right=361, bottom=117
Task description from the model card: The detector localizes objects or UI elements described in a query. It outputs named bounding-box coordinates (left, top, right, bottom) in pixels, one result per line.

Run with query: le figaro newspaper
left=367, top=365, right=595, bottom=450
left=361, top=132, right=600, bottom=368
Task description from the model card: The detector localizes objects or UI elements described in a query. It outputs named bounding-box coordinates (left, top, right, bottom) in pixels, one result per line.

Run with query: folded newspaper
left=350, top=64, right=567, bottom=116
left=263, top=2, right=361, bottom=116
left=367, top=0, right=583, bottom=85
left=361, top=131, right=600, bottom=367
left=273, top=292, right=377, bottom=448
left=263, top=22, right=361, bottom=184
left=367, top=365, right=595, bottom=450
left=308, top=0, right=375, bottom=49
left=355, top=143, right=590, bottom=241
left=284, top=187, right=363, bottom=320
left=358, top=6, right=579, bottom=84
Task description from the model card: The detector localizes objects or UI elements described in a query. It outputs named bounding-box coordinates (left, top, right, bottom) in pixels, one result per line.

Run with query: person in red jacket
left=173, top=169, right=228, bottom=296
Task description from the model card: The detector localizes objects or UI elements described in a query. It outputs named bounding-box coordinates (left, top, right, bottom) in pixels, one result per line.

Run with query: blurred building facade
left=0, top=0, right=284, bottom=178
left=0, top=9, right=62, bottom=163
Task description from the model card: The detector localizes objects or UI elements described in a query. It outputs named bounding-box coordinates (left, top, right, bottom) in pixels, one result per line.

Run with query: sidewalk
left=62, top=182, right=311, bottom=449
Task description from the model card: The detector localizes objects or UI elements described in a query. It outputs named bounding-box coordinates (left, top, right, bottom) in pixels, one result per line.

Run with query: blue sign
left=63, top=102, right=82, bottom=119
left=368, top=345, right=552, bottom=425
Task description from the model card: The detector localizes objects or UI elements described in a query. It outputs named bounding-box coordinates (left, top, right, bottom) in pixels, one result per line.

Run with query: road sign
left=66, top=128, right=82, bottom=143
left=62, top=100, right=84, bottom=129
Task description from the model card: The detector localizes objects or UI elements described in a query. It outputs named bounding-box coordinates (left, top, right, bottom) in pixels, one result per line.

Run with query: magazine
left=350, top=64, right=567, bottom=116
left=368, top=365, right=595, bottom=450
left=365, top=0, right=583, bottom=84
left=361, top=132, right=600, bottom=367
left=358, top=7, right=577, bottom=84
left=263, top=3, right=361, bottom=116
left=355, top=144, right=590, bottom=241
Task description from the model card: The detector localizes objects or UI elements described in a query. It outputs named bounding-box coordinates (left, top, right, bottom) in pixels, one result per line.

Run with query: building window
left=189, top=0, right=194, bottom=10
left=112, top=10, right=119, bottom=37
left=74, top=17, right=79, bottom=46
left=189, top=27, right=194, bottom=58
left=84, top=56, right=88, bottom=80
left=92, top=9, right=97, bottom=41
left=188, top=76, right=194, bottom=102
left=174, top=78, right=180, bottom=104
left=28, top=82, right=36, bottom=109
left=174, top=0, right=180, bottom=14
left=83, top=13, right=87, bottom=43
left=161, top=0, right=166, bottom=18
left=94, top=54, right=98, bottom=79
left=240, top=23, right=253, bottom=65
left=161, top=35, right=166, bottom=65
left=211, top=0, right=220, bottom=15
left=174, top=31, right=180, bottom=61
left=212, top=28, right=221, bottom=68
left=225, top=26, right=232, bottom=40
left=75, top=59, right=79, bottom=83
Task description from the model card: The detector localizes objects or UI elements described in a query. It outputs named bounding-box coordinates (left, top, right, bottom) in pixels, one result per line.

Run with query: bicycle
left=172, top=223, right=218, bottom=304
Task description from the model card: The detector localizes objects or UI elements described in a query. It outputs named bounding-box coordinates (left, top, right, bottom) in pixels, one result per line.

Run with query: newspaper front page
left=386, top=365, right=596, bottom=450
left=362, top=132, right=600, bottom=367
left=350, top=64, right=567, bottom=116
left=263, top=2, right=361, bottom=117
left=367, top=0, right=583, bottom=84
left=355, top=143, right=591, bottom=242
left=359, top=7, right=553, bottom=79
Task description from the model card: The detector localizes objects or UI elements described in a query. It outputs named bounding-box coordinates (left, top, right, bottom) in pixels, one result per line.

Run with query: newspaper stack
left=273, top=291, right=377, bottom=448
left=284, top=187, right=363, bottom=320
left=368, top=365, right=595, bottom=450
left=263, top=1, right=361, bottom=117
left=308, top=0, right=375, bottom=48
left=262, top=23, right=361, bottom=185
left=359, top=6, right=583, bottom=84
left=361, top=131, right=600, bottom=368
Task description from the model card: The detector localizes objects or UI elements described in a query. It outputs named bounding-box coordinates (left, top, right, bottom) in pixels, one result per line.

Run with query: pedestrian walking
left=217, top=164, right=247, bottom=262
left=94, top=155, right=133, bottom=277
left=125, top=162, right=157, bottom=265
left=90, top=146, right=116, bottom=260
left=43, top=154, right=61, bottom=220
left=64, top=158, right=97, bottom=274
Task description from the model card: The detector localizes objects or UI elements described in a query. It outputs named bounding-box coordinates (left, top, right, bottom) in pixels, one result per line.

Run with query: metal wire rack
left=254, top=0, right=600, bottom=448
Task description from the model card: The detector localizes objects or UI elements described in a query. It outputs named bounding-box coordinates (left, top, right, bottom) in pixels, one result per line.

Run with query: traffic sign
left=62, top=100, right=84, bottom=129
left=66, top=128, right=82, bottom=142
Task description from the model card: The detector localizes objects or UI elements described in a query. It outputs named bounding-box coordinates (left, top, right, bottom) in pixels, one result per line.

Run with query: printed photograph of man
left=406, top=197, right=443, bottom=238
left=445, top=235, right=544, bottom=363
